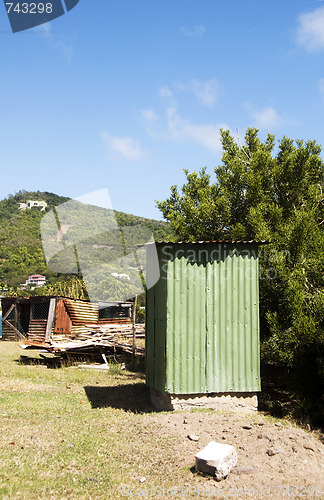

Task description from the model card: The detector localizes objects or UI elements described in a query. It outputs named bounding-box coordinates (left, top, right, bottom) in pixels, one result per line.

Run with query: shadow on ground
left=84, top=383, right=153, bottom=413
left=258, top=361, right=295, bottom=418
left=17, top=354, right=66, bottom=368
left=17, top=352, right=145, bottom=371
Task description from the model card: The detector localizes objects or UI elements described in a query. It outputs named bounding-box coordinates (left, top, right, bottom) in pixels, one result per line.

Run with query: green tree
left=157, top=128, right=324, bottom=425
left=157, top=168, right=230, bottom=240
left=44, top=275, right=89, bottom=300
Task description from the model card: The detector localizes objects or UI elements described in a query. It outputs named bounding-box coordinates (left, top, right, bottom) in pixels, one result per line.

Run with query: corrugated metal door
left=205, top=245, right=260, bottom=393
left=165, top=247, right=207, bottom=394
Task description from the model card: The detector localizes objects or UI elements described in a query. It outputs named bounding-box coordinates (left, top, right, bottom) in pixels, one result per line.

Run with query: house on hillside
left=22, top=274, right=46, bottom=288
left=18, top=200, right=47, bottom=211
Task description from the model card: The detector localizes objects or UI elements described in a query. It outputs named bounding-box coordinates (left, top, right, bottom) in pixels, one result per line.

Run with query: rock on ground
left=195, top=441, right=237, bottom=481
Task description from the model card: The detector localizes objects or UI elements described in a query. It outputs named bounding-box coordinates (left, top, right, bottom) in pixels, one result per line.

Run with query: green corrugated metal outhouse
left=146, top=241, right=263, bottom=410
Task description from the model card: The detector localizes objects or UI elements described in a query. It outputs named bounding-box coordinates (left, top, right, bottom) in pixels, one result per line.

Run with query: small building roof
left=153, top=240, right=268, bottom=245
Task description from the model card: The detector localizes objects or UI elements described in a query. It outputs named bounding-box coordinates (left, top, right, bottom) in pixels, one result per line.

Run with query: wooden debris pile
left=22, top=322, right=145, bottom=356
left=7, top=296, right=145, bottom=357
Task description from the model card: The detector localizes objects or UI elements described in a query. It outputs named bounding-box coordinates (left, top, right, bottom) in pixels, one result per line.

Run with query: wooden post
left=2, top=303, right=26, bottom=340
left=2, top=304, right=15, bottom=322
left=45, top=298, right=56, bottom=342
left=132, top=296, right=137, bottom=361
left=100, top=349, right=109, bottom=366
left=4, top=320, right=25, bottom=340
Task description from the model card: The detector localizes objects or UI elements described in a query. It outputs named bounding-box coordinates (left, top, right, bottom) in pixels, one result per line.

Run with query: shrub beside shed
left=146, top=241, right=264, bottom=411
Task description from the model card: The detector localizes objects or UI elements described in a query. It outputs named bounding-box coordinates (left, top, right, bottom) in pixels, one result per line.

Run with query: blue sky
left=1, top=0, right=324, bottom=220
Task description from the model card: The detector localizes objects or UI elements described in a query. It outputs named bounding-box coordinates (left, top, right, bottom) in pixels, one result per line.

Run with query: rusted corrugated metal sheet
left=63, top=299, right=98, bottom=324
left=28, top=319, right=47, bottom=341
left=54, top=299, right=72, bottom=334
left=146, top=242, right=261, bottom=395
left=98, top=318, right=131, bottom=324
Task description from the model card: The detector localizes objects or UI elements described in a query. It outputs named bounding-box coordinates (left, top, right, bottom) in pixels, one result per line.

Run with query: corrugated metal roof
left=63, top=299, right=98, bottom=324
left=1, top=296, right=132, bottom=305
left=154, top=240, right=268, bottom=245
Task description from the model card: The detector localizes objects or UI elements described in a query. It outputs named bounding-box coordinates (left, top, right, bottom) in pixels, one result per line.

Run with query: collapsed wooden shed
left=1, top=296, right=132, bottom=344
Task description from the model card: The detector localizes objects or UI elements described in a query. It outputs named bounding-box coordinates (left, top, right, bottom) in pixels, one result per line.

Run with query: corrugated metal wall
left=63, top=299, right=98, bottom=324
left=146, top=243, right=167, bottom=392
left=146, top=242, right=261, bottom=395
left=28, top=319, right=48, bottom=341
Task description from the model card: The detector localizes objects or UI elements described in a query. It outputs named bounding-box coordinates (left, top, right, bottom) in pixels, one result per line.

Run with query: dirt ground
left=143, top=410, right=324, bottom=499
left=6, top=346, right=323, bottom=499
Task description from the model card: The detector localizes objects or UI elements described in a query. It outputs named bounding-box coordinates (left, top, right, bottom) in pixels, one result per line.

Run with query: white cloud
left=101, top=132, right=147, bottom=161
left=139, top=109, right=159, bottom=136
left=158, top=86, right=177, bottom=107
left=141, top=104, right=227, bottom=154
left=159, top=86, right=173, bottom=99
left=180, top=25, right=206, bottom=38
left=176, top=78, right=220, bottom=106
left=34, top=22, right=52, bottom=37
left=253, top=107, right=282, bottom=129
left=166, top=107, right=226, bottom=153
left=140, top=85, right=229, bottom=154
left=34, top=23, right=74, bottom=62
left=296, top=6, right=324, bottom=52
left=243, top=102, right=283, bottom=129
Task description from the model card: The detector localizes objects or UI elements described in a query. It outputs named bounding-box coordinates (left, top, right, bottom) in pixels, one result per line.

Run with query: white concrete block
left=195, top=441, right=237, bottom=481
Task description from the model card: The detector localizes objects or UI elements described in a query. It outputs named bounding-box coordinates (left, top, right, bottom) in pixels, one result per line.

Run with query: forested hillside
left=0, top=190, right=173, bottom=290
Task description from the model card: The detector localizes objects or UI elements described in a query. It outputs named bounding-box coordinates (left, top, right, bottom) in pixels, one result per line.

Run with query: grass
left=1, top=343, right=322, bottom=499
left=0, top=343, right=178, bottom=499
